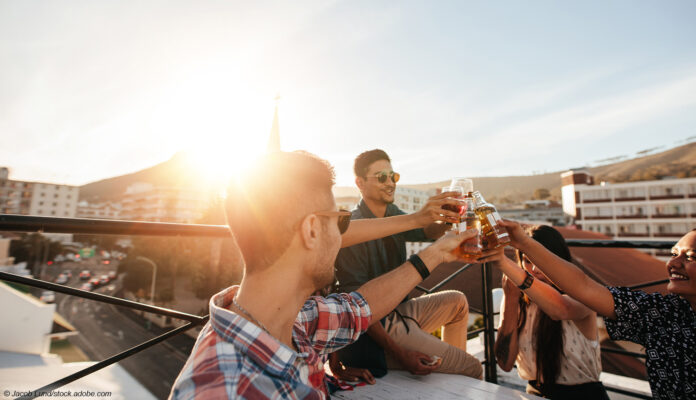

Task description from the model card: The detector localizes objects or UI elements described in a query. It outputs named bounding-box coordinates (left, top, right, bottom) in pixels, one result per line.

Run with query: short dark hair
left=225, top=151, right=335, bottom=271
left=354, top=149, right=391, bottom=178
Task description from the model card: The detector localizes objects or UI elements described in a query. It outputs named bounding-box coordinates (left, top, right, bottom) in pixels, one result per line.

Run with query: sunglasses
left=371, top=170, right=400, bottom=184
left=314, top=210, right=352, bottom=234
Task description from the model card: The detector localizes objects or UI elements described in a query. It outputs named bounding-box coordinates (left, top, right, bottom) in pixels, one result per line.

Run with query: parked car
left=99, top=275, right=110, bottom=285
left=108, top=271, right=117, bottom=280
left=79, top=270, right=91, bottom=280
left=39, top=291, right=55, bottom=303
left=80, top=283, right=93, bottom=291
left=55, top=274, right=69, bottom=285
left=89, top=278, right=101, bottom=288
left=62, top=270, right=72, bottom=279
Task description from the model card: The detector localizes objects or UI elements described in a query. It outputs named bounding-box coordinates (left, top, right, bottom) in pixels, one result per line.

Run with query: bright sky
left=2, top=0, right=696, bottom=188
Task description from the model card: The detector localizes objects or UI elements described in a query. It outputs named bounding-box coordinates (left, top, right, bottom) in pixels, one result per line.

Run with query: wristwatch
left=517, top=270, right=534, bottom=290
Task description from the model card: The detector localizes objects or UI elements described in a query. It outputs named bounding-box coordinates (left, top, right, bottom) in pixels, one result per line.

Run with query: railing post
left=481, top=262, right=498, bottom=383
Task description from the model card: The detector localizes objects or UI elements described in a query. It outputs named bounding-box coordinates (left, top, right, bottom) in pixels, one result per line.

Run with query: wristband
left=408, top=254, right=430, bottom=280
left=517, top=270, right=535, bottom=290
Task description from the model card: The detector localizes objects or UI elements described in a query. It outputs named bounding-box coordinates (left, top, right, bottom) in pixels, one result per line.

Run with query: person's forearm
left=518, top=239, right=616, bottom=318
left=366, top=323, right=402, bottom=355
left=494, top=257, right=590, bottom=321
left=357, top=248, right=439, bottom=321
left=423, top=222, right=449, bottom=240
left=341, top=214, right=421, bottom=248
left=495, top=296, right=519, bottom=371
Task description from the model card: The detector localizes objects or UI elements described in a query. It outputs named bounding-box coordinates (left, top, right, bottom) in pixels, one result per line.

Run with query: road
left=39, top=258, right=196, bottom=400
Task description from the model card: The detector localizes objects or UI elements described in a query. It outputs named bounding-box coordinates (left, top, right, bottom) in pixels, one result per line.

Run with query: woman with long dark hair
left=487, top=225, right=609, bottom=399
left=494, top=221, right=696, bottom=400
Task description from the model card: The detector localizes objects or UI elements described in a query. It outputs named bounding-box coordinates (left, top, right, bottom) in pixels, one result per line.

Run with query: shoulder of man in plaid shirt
left=169, top=285, right=372, bottom=400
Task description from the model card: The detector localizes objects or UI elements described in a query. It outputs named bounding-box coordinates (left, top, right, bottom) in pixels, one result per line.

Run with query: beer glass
left=450, top=178, right=473, bottom=195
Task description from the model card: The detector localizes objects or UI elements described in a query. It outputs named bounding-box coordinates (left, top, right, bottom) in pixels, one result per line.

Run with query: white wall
left=0, top=283, right=55, bottom=354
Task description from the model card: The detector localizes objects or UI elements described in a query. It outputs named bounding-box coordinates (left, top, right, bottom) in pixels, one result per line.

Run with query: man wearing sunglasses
left=334, top=149, right=483, bottom=383
left=170, top=151, right=476, bottom=399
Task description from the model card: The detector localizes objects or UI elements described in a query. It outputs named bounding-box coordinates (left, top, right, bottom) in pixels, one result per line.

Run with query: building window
left=54, top=194, right=58, bottom=198
left=52, top=202, right=57, bottom=206
left=67, top=195, right=71, bottom=199
left=41, top=192, right=45, bottom=197
left=51, top=210, right=55, bottom=215
left=39, top=201, right=44, bottom=206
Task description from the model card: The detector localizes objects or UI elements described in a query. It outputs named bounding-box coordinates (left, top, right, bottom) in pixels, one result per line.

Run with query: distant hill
left=79, top=153, right=212, bottom=202
left=398, top=141, right=696, bottom=204
left=80, top=142, right=696, bottom=204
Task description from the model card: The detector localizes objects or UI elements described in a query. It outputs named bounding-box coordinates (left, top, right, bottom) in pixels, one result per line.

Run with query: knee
left=446, top=291, right=469, bottom=316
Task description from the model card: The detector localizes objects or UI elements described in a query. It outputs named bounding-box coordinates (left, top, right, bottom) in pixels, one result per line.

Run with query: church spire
left=267, top=94, right=281, bottom=153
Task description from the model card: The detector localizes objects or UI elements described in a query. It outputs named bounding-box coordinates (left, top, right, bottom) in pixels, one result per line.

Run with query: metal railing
left=0, top=214, right=675, bottom=399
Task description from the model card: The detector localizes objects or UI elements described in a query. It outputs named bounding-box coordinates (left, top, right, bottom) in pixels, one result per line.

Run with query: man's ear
left=355, top=176, right=365, bottom=192
left=298, top=213, right=321, bottom=250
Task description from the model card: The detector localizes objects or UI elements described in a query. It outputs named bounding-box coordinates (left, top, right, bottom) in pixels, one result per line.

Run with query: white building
left=394, top=187, right=433, bottom=213
left=561, top=170, right=696, bottom=240
left=0, top=167, right=79, bottom=218
left=77, top=200, right=122, bottom=220
left=120, top=182, right=210, bottom=223
left=498, top=200, right=568, bottom=226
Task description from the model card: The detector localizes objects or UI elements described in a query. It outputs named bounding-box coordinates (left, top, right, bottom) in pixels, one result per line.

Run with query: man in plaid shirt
left=170, top=151, right=473, bottom=399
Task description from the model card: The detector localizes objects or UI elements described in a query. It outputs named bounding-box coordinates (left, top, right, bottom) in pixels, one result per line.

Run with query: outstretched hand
left=414, top=191, right=463, bottom=227
left=419, top=229, right=479, bottom=268
left=498, top=219, right=532, bottom=249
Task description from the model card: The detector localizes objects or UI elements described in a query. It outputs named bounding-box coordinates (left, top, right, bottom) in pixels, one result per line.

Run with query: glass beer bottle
left=454, top=196, right=483, bottom=262
left=472, top=191, right=510, bottom=250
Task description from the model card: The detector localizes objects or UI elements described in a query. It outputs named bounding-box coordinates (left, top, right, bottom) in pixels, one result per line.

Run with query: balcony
left=0, top=214, right=671, bottom=400
left=613, top=197, right=646, bottom=202
left=649, top=194, right=685, bottom=200
left=582, top=198, right=612, bottom=203
left=652, top=213, right=687, bottom=219
left=615, top=214, right=647, bottom=219
left=616, top=232, right=650, bottom=237
left=584, top=215, right=614, bottom=220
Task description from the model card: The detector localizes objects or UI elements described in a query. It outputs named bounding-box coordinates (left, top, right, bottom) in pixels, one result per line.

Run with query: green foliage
left=9, top=233, right=63, bottom=273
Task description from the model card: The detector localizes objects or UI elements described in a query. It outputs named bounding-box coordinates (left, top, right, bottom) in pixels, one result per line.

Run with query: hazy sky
left=2, top=0, right=696, bottom=187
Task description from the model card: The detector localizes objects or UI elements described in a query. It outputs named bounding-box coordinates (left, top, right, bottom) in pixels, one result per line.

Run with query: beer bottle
left=472, top=191, right=510, bottom=250
left=454, top=195, right=483, bottom=262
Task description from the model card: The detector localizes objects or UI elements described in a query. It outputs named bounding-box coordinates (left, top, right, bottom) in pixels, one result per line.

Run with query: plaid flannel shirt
left=169, top=285, right=372, bottom=400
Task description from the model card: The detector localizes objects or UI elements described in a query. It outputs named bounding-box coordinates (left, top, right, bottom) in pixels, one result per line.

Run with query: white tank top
left=515, top=302, right=602, bottom=385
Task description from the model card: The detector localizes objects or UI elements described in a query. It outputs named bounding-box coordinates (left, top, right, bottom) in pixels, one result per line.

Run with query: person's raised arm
left=340, top=191, right=462, bottom=248
left=494, top=276, right=521, bottom=371
left=480, top=250, right=595, bottom=321
left=499, top=219, right=617, bottom=319
left=356, top=229, right=474, bottom=321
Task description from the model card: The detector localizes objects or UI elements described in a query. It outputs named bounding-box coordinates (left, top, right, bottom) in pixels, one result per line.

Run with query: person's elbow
left=496, top=357, right=515, bottom=372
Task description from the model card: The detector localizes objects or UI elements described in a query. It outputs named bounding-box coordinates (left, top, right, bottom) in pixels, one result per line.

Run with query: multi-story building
left=498, top=200, right=568, bottom=226
left=394, top=187, right=432, bottom=213
left=76, top=201, right=122, bottom=220
left=561, top=170, right=696, bottom=241
left=120, top=183, right=210, bottom=223
left=1, top=167, right=79, bottom=242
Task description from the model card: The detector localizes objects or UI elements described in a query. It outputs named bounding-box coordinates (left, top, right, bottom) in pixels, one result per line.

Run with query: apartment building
left=561, top=170, right=696, bottom=241
left=120, top=182, right=210, bottom=223
left=498, top=200, right=568, bottom=226
left=394, top=187, right=433, bottom=213
left=0, top=167, right=79, bottom=218
left=76, top=200, right=122, bottom=220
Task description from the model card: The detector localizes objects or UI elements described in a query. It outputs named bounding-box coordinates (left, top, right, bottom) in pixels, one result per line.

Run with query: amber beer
left=472, top=191, right=510, bottom=250
left=454, top=196, right=482, bottom=262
